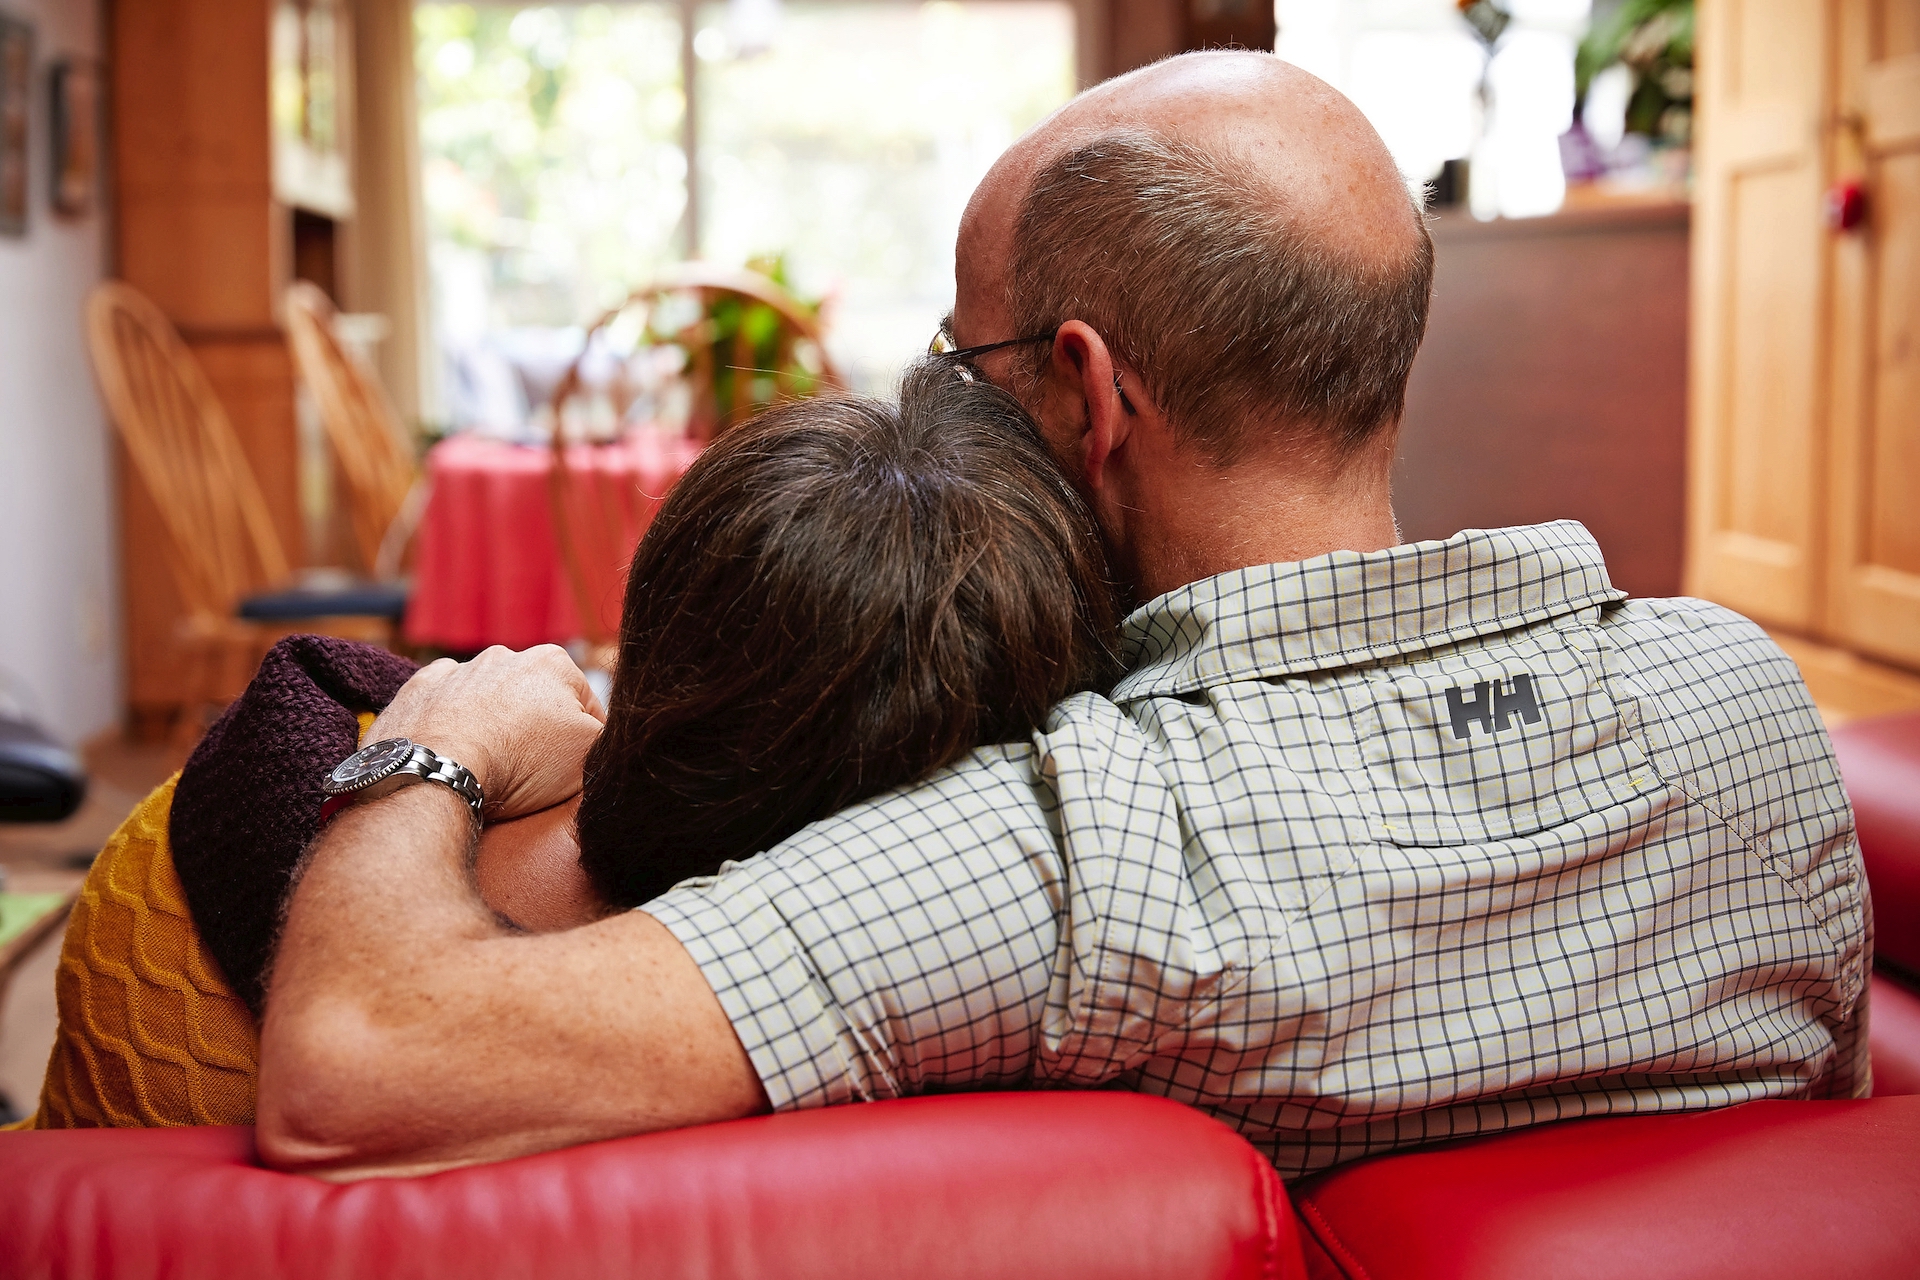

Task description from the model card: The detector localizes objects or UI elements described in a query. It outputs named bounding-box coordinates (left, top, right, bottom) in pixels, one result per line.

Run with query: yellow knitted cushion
left=12, top=711, right=383, bottom=1130
left=22, top=774, right=258, bottom=1128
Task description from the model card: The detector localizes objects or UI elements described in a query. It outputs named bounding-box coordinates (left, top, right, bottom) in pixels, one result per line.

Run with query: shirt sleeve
left=643, top=742, right=1071, bottom=1112
left=1826, top=891, right=1875, bottom=1100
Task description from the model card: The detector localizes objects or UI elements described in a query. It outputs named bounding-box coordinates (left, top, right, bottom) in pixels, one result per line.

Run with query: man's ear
left=1042, top=320, right=1133, bottom=492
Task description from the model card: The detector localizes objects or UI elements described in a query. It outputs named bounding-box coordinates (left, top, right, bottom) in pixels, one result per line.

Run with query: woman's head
left=576, top=360, right=1120, bottom=908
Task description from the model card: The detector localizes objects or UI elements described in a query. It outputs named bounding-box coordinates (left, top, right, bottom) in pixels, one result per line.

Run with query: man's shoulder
left=1595, top=594, right=1801, bottom=701
left=1604, top=591, right=1769, bottom=632
left=1592, top=594, right=1843, bottom=816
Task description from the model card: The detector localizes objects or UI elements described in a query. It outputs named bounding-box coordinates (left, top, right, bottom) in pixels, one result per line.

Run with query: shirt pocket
left=1354, top=627, right=1663, bottom=847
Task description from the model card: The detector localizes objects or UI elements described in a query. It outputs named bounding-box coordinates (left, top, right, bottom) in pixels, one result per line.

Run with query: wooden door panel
left=1687, top=0, right=1830, bottom=627
left=1866, top=55, right=1920, bottom=145
left=1717, top=100, right=1812, bottom=166
left=1869, top=152, right=1920, bottom=575
left=1730, top=0, right=1825, bottom=100
left=1882, top=1, right=1920, bottom=60
left=1723, top=165, right=1825, bottom=549
left=1828, top=29, right=1920, bottom=669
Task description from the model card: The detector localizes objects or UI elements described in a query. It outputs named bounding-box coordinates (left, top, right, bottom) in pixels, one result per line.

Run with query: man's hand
left=369, top=645, right=605, bottom=821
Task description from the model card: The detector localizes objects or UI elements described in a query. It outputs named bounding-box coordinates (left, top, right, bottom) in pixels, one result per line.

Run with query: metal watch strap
left=410, top=746, right=485, bottom=821
left=323, top=737, right=486, bottom=823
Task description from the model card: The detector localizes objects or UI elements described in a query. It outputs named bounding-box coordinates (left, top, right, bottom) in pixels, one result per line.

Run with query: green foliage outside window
left=416, top=3, right=687, bottom=327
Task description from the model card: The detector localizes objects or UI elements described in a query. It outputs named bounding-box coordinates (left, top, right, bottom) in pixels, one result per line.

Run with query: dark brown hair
left=1008, top=128, right=1434, bottom=463
left=575, top=360, right=1120, bottom=908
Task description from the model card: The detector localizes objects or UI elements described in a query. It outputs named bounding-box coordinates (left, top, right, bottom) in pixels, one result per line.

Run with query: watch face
left=328, top=737, right=415, bottom=790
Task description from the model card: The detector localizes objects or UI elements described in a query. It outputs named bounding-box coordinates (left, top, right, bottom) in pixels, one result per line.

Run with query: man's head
left=951, top=52, right=1432, bottom=588
left=1006, top=127, right=1431, bottom=464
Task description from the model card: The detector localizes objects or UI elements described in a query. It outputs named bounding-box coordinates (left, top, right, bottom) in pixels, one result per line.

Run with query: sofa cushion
left=1830, top=710, right=1920, bottom=973
left=1872, top=970, right=1920, bottom=1096
left=0, top=1092, right=1300, bottom=1280
left=21, top=775, right=256, bottom=1130
left=1291, top=1098, right=1920, bottom=1280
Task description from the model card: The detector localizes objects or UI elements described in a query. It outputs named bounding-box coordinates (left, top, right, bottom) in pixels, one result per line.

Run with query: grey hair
left=1006, top=129, right=1434, bottom=464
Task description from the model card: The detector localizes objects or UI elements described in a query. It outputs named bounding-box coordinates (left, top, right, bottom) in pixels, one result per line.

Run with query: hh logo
left=1444, top=674, right=1542, bottom=740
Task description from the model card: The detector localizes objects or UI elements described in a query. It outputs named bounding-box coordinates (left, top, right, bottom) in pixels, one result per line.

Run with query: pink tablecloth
left=405, top=432, right=700, bottom=652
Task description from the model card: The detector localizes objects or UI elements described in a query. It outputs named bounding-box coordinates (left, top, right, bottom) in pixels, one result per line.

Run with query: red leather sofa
left=1, top=1092, right=1299, bottom=1280
left=1833, top=709, right=1920, bottom=1096
left=5, top=710, right=1919, bottom=1280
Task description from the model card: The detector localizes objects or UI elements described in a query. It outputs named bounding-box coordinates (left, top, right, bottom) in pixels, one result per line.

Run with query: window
left=694, top=2, right=1075, bottom=389
left=1277, top=0, right=1589, bottom=219
left=416, top=1, right=1076, bottom=430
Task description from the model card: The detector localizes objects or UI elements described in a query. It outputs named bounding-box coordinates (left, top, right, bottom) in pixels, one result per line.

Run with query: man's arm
left=254, top=647, right=768, bottom=1180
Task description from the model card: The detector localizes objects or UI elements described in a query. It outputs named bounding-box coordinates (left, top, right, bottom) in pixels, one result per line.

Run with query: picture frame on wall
left=0, top=13, right=31, bottom=237
left=50, top=58, right=99, bottom=217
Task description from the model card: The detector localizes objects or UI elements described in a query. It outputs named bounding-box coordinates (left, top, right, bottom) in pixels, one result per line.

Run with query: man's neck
left=1118, top=447, right=1401, bottom=603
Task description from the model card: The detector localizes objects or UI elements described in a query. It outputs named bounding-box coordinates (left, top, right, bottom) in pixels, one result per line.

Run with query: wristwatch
left=321, top=737, right=485, bottom=821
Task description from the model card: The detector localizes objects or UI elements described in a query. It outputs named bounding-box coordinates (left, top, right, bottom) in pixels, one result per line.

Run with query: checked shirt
left=648, top=521, right=1870, bottom=1177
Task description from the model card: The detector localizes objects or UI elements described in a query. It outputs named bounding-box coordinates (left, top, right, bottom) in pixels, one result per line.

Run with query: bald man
left=256, top=52, right=1867, bottom=1180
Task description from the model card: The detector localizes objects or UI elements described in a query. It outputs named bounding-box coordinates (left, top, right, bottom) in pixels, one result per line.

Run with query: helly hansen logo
left=1444, top=674, right=1542, bottom=740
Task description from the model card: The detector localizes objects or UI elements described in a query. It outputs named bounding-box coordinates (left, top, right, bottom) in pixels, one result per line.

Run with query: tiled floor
left=0, top=734, right=175, bottom=1116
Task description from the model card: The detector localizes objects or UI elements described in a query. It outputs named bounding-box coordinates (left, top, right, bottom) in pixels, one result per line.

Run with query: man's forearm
left=257, top=784, right=768, bottom=1179
left=255, top=647, right=766, bottom=1178
left=256, top=784, right=510, bottom=1173
left=297, top=785, right=495, bottom=962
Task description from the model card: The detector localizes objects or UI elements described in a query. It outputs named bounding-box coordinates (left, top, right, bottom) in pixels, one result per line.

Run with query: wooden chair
left=544, top=264, right=843, bottom=653
left=547, top=262, right=843, bottom=448
left=283, top=282, right=423, bottom=580
left=84, top=282, right=406, bottom=737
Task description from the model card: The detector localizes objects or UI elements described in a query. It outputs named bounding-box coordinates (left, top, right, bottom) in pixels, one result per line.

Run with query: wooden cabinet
left=1397, top=205, right=1691, bottom=602
left=1689, top=0, right=1920, bottom=670
left=111, top=0, right=352, bottom=730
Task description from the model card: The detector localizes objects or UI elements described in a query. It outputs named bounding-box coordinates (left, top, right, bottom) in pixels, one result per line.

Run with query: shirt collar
left=1111, top=521, right=1628, bottom=701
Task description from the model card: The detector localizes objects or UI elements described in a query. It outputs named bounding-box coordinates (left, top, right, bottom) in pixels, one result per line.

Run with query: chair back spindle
left=283, top=282, right=420, bottom=579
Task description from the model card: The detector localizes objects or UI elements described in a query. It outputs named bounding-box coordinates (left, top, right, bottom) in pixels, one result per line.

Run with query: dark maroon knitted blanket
left=170, top=635, right=418, bottom=1017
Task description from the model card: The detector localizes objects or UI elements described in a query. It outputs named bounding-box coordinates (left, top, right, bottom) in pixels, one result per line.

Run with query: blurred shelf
left=1425, top=197, right=1690, bottom=241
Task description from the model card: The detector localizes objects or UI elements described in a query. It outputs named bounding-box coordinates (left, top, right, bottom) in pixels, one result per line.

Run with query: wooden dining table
left=403, top=431, right=701, bottom=653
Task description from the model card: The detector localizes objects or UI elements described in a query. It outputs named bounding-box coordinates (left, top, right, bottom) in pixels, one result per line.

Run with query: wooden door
left=1826, top=2, right=1920, bottom=668
left=1686, top=0, right=1833, bottom=628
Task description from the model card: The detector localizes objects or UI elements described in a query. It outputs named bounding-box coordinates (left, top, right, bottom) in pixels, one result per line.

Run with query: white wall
left=0, top=0, right=117, bottom=745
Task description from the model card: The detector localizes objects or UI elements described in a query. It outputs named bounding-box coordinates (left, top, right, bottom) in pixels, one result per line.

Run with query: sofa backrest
left=0, top=1091, right=1300, bottom=1280
left=1831, top=710, right=1920, bottom=974
left=1291, top=1097, right=1920, bottom=1280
